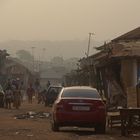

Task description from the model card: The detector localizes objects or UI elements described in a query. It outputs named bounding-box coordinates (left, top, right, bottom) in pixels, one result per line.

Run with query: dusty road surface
left=0, top=101, right=139, bottom=140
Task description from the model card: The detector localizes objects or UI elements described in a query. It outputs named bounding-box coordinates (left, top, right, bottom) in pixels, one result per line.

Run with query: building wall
left=121, top=59, right=137, bottom=89
left=121, top=58, right=138, bottom=107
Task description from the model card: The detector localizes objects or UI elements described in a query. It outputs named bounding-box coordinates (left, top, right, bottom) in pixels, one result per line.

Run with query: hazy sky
left=0, top=0, right=140, bottom=41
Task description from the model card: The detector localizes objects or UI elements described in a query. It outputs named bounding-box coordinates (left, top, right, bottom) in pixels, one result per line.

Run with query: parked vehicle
left=0, top=85, right=5, bottom=108
left=45, top=85, right=63, bottom=106
left=51, top=86, right=106, bottom=133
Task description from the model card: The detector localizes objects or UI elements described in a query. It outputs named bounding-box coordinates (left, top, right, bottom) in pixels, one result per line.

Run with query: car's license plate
left=72, top=106, right=90, bottom=111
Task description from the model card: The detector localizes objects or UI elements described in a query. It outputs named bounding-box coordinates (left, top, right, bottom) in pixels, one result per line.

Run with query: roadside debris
left=15, top=131, right=20, bottom=135
left=14, top=111, right=50, bottom=119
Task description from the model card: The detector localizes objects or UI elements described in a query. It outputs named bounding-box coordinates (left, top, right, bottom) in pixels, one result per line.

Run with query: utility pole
left=31, top=47, right=36, bottom=72
left=38, top=55, right=41, bottom=73
left=86, top=32, right=94, bottom=57
left=86, top=32, right=94, bottom=86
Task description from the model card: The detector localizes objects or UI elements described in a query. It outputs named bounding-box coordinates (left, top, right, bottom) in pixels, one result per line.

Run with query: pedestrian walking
left=0, top=84, right=5, bottom=108
left=4, top=86, right=13, bottom=109
left=19, top=81, right=25, bottom=102
left=37, top=89, right=46, bottom=104
left=27, top=84, right=35, bottom=104
left=13, top=85, right=21, bottom=109
left=4, top=79, right=12, bottom=91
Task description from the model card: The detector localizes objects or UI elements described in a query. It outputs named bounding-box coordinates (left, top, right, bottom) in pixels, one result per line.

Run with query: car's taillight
left=55, top=99, right=64, bottom=111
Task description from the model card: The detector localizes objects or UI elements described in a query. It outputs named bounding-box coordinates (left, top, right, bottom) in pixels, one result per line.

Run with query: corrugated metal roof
left=111, top=45, right=140, bottom=58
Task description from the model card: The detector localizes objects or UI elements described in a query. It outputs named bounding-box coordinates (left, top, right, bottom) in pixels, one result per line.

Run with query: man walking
left=27, top=84, right=35, bottom=104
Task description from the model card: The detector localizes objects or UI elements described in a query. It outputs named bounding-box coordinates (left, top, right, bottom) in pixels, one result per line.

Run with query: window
left=62, top=88, right=100, bottom=98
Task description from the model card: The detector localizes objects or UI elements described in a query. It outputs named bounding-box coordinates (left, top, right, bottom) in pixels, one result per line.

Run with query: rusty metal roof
left=111, top=45, right=140, bottom=58
left=80, top=43, right=140, bottom=68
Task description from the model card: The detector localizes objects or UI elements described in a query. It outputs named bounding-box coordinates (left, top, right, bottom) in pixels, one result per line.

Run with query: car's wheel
left=95, top=123, right=106, bottom=134
left=51, top=120, right=59, bottom=132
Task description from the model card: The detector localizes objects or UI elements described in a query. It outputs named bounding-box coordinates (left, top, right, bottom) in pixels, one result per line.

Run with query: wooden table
left=119, top=108, right=140, bottom=136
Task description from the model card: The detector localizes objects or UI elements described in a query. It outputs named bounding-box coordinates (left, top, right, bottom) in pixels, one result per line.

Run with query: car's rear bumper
left=54, top=111, right=106, bottom=126
left=56, top=121, right=100, bottom=127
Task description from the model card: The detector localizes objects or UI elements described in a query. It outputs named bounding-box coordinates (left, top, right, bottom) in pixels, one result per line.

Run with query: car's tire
left=51, top=121, right=59, bottom=132
left=95, top=123, right=106, bottom=134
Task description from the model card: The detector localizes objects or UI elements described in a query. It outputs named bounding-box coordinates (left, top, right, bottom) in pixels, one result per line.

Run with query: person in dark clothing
left=4, top=86, right=13, bottom=109
left=38, top=89, right=46, bottom=104
left=13, top=85, right=21, bottom=109
left=0, top=85, right=5, bottom=108
left=27, top=84, right=35, bottom=104
left=4, top=79, right=12, bottom=91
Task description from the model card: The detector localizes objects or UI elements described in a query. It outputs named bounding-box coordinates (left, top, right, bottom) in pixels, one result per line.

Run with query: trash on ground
left=131, top=133, right=139, bottom=137
left=15, top=132, right=19, bottom=135
left=14, top=111, right=50, bottom=119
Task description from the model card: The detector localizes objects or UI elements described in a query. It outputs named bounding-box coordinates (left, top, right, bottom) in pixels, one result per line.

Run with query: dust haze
left=0, top=0, right=140, bottom=60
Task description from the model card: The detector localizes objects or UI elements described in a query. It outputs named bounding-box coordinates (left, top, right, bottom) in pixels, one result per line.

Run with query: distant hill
left=0, top=40, right=103, bottom=61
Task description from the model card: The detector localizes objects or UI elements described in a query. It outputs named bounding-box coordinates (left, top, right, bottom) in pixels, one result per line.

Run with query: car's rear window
left=61, top=88, right=100, bottom=98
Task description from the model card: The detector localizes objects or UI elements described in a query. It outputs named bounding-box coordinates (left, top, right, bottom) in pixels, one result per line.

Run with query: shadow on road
left=60, top=127, right=95, bottom=136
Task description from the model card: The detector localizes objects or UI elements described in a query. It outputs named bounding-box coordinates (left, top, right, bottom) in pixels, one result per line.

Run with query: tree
left=16, top=50, right=33, bottom=61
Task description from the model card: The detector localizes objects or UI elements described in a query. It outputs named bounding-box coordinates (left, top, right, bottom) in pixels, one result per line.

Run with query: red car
left=51, top=86, right=106, bottom=133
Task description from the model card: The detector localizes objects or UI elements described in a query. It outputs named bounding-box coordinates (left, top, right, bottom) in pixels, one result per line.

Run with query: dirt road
left=0, top=101, right=139, bottom=140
